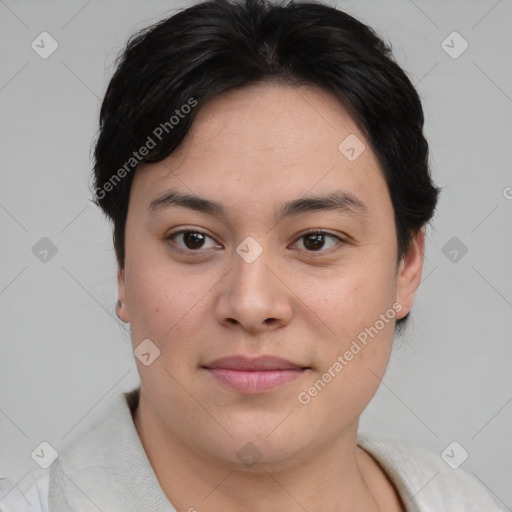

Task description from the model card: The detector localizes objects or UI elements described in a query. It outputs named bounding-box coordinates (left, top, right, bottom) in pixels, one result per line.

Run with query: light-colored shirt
left=0, top=387, right=505, bottom=511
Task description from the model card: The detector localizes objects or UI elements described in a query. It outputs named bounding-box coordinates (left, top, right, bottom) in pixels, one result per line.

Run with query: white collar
left=48, top=387, right=175, bottom=511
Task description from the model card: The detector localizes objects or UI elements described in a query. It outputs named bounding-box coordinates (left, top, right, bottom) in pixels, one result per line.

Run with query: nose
left=215, top=245, right=293, bottom=334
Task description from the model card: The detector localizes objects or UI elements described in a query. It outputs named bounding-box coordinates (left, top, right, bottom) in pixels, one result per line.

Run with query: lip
left=204, top=355, right=306, bottom=371
left=202, top=355, right=309, bottom=394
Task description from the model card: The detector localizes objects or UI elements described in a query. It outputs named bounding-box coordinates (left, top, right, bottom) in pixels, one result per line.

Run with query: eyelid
left=165, top=228, right=221, bottom=253
left=291, top=228, right=346, bottom=254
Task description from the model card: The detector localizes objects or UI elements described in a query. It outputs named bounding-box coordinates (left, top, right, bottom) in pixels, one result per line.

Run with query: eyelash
left=165, top=228, right=346, bottom=256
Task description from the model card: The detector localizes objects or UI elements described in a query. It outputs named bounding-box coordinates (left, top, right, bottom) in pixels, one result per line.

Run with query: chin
left=198, top=426, right=310, bottom=473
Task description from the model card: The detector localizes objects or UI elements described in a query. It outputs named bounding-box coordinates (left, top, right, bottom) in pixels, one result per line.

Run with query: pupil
left=185, top=232, right=205, bottom=249
left=304, top=234, right=324, bottom=251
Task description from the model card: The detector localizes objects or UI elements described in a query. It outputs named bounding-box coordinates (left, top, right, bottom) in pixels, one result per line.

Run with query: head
left=92, top=0, right=439, bottom=470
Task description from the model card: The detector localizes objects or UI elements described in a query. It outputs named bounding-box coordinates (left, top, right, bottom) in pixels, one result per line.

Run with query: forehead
left=173, top=81, right=369, bottom=165
left=131, top=82, right=389, bottom=219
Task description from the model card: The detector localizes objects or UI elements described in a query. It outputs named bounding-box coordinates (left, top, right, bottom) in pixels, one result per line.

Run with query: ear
left=116, top=267, right=130, bottom=323
left=395, top=227, right=425, bottom=320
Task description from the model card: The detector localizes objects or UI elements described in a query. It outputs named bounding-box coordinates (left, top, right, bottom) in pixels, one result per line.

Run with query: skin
left=117, top=81, right=424, bottom=512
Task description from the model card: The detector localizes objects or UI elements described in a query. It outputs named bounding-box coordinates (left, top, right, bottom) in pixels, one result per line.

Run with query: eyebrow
left=147, top=188, right=368, bottom=221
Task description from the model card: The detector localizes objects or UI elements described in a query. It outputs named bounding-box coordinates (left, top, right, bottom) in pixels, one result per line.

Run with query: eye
left=292, top=230, right=345, bottom=253
left=166, top=229, right=220, bottom=253
left=165, top=228, right=346, bottom=255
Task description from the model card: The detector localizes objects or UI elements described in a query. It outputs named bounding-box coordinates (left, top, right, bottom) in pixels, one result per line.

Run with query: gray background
left=0, top=0, right=511, bottom=507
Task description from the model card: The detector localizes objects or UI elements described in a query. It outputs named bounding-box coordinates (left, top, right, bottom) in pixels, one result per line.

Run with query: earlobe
left=395, top=228, right=425, bottom=320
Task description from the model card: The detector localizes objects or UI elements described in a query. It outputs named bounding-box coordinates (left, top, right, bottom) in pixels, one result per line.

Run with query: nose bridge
left=216, top=236, right=293, bottom=331
left=232, top=237, right=277, bottom=305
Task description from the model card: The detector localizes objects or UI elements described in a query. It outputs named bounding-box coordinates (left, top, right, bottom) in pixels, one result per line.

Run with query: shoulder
left=0, top=390, right=139, bottom=512
left=357, top=432, right=505, bottom=511
left=0, top=469, right=49, bottom=512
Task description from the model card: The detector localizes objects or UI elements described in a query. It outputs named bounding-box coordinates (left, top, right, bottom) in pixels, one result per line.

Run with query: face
left=118, top=82, right=424, bottom=471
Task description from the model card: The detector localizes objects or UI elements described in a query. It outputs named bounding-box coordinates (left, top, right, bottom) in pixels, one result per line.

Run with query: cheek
left=124, top=252, right=219, bottom=359
left=298, top=311, right=396, bottom=431
left=125, top=267, right=172, bottom=340
left=296, top=259, right=398, bottom=400
left=317, top=279, right=397, bottom=378
left=305, top=262, right=398, bottom=337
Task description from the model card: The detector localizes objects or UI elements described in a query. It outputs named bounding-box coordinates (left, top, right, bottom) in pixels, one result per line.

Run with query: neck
left=132, top=396, right=398, bottom=512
